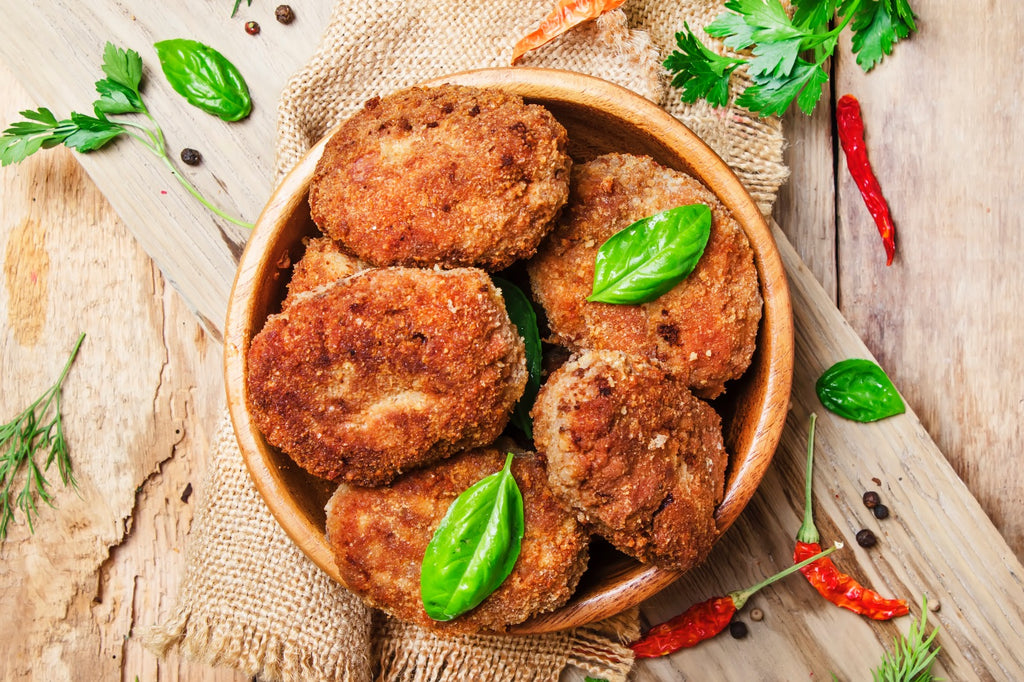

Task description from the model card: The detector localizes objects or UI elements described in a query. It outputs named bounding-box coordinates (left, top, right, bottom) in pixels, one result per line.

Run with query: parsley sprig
left=0, top=43, right=253, bottom=229
left=665, top=0, right=917, bottom=117
left=0, top=333, right=85, bottom=542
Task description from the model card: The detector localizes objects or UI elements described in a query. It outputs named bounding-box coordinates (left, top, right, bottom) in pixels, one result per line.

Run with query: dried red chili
left=630, top=544, right=838, bottom=658
left=836, top=94, right=896, bottom=266
left=796, top=414, right=909, bottom=620
left=511, top=0, right=626, bottom=64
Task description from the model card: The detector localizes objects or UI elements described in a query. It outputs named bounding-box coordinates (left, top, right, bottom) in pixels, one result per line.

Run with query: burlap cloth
left=145, top=2, right=788, bottom=680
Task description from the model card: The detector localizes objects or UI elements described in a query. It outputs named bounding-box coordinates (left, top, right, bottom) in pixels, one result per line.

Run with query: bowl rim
left=224, top=66, right=794, bottom=635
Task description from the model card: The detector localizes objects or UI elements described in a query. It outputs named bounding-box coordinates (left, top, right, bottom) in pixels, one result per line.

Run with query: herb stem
left=121, top=116, right=253, bottom=229
left=154, top=147, right=254, bottom=229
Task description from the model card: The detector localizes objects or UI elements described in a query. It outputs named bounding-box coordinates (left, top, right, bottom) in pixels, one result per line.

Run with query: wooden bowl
left=224, top=68, right=793, bottom=635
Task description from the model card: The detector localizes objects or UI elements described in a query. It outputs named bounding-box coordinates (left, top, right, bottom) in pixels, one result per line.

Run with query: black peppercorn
left=729, top=621, right=749, bottom=639
left=245, top=20, right=261, bottom=35
left=862, top=490, right=881, bottom=508
left=856, top=528, right=877, bottom=547
left=275, top=4, right=295, bottom=24
left=873, top=503, right=890, bottom=519
left=180, top=148, right=202, bottom=166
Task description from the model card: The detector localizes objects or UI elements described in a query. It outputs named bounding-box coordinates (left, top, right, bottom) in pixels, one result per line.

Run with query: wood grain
left=832, top=6, right=1024, bottom=561
left=3, top=1, right=1024, bottom=680
left=0, top=0, right=335, bottom=338
left=0, top=66, right=245, bottom=682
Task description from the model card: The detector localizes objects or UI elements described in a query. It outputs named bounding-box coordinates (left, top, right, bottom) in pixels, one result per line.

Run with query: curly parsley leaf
left=851, top=0, right=916, bottom=71
left=0, top=108, right=124, bottom=166
left=793, top=0, right=840, bottom=30
left=737, top=60, right=830, bottom=117
left=665, top=0, right=917, bottom=117
left=93, top=78, right=145, bottom=115
left=664, top=24, right=746, bottom=108
left=101, top=43, right=143, bottom=93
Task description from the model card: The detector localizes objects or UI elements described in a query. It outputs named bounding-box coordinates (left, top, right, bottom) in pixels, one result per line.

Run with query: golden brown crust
left=247, top=267, right=526, bottom=485
left=531, top=350, right=726, bottom=571
left=527, top=153, right=762, bottom=399
left=309, top=84, right=571, bottom=271
left=282, top=235, right=367, bottom=308
left=325, top=448, right=590, bottom=634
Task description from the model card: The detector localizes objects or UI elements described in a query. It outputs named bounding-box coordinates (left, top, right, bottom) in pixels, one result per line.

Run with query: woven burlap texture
left=148, top=2, right=788, bottom=681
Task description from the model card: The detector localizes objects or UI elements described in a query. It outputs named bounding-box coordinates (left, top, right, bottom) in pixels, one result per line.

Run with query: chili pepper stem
left=797, top=413, right=821, bottom=544
left=730, top=542, right=840, bottom=610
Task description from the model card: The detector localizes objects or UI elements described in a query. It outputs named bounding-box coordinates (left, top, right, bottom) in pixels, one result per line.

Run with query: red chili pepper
left=796, top=414, right=909, bottom=620
left=631, top=544, right=838, bottom=658
left=511, top=0, right=626, bottom=64
left=836, top=94, right=896, bottom=266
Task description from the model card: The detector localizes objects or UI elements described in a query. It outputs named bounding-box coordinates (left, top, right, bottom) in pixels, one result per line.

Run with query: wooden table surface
left=2, top=1, right=1023, bottom=680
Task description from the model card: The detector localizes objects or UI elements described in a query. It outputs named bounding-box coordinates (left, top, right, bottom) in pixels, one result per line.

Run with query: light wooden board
left=3, top=1, right=1024, bottom=680
left=0, top=66, right=245, bottom=682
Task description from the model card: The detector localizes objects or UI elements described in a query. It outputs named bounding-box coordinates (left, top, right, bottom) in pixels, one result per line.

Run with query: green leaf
left=664, top=25, right=746, bottom=108
left=706, top=11, right=757, bottom=51
left=63, top=113, right=125, bottom=152
left=589, top=204, right=712, bottom=304
left=153, top=39, right=252, bottom=121
left=815, top=358, right=906, bottom=422
left=421, top=453, right=524, bottom=621
left=796, top=64, right=830, bottom=115
left=93, top=78, right=145, bottom=115
left=736, top=60, right=827, bottom=117
left=749, top=35, right=805, bottom=77
left=793, top=0, right=839, bottom=30
left=492, top=278, right=542, bottom=439
left=1, top=108, right=66, bottom=166
left=101, top=42, right=143, bottom=94
left=851, top=0, right=914, bottom=71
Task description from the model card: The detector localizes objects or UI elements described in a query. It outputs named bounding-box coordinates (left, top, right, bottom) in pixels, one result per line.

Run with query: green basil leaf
left=153, top=39, right=252, bottom=122
left=816, top=358, right=906, bottom=422
left=101, top=42, right=143, bottom=94
left=492, top=277, right=542, bottom=438
left=588, top=204, right=712, bottom=305
left=420, top=452, right=524, bottom=621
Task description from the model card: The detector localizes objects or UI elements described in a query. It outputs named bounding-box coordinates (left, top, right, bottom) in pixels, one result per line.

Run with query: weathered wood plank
left=0, top=66, right=245, bottom=682
left=833, top=3, right=1024, bottom=561
left=0, top=0, right=334, bottom=339
left=775, top=90, right=838, bottom=303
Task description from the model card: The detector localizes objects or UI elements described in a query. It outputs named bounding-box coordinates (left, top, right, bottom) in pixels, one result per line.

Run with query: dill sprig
left=872, top=595, right=942, bottom=682
left=0, top=332, right=85, bottom=541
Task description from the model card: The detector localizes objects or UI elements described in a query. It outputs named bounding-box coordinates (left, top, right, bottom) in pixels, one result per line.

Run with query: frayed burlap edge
left=377, top=608, right=639, bottom=682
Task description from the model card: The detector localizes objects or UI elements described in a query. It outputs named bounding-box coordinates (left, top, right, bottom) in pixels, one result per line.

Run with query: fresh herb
left=231, top=0, right=252, bottom=18
left=584, top=678, right=610, bottom=682
left=0, top=42, right=253, bottom=229
left=588, top=204, right=711, bottom=305
left=872, top=596, right=942, bottom=682
left=492, top=277, right=542, bottom=438
left=153, top=39, right=252, bottom=122
left=816, top=358, right=905, bottom=422
left=665, top=0, right=918, bottom=117
left=420, top=452, right=524, bottom=621
left=0, top=333, right=85, bottom=542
